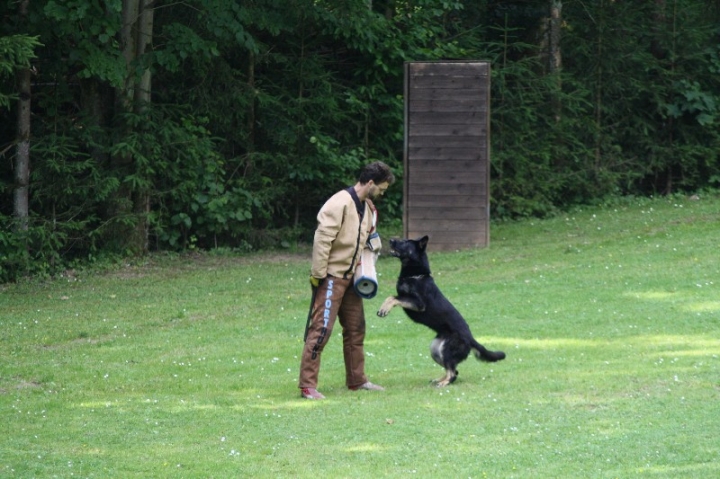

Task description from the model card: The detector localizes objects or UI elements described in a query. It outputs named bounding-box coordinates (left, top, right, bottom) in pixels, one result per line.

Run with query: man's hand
left=309, top=276, right=321, bottom=288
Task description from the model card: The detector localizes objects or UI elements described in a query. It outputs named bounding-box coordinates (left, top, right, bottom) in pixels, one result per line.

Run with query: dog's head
left=388, top=236, right=430, bottom=267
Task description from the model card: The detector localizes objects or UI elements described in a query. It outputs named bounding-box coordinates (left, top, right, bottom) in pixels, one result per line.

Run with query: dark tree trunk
left=14, top=0, right=31, bottom=231
left=106, top=0, right=154, bottom=254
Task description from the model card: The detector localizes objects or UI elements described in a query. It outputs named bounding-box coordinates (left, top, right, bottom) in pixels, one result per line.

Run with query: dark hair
left=358, top=161, right=396, bottom=185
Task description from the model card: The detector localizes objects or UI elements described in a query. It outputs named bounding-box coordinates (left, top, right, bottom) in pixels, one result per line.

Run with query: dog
left=377, top=236, right=505, bottom=386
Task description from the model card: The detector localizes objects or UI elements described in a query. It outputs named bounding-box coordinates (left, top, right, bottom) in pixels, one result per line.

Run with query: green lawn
left=2, top=193, right=719, bottom=478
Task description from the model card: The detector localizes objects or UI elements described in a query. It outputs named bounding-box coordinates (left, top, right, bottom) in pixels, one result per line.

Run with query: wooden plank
left=406, top=207, right=486, bottom=220
left=407, top=208, right=487, bottom=220
left=409, top=172, right=484, bottom=185
left=410, top=88, right=486, bottom=101
left=408, top=136, right=485, bottom=147
left=407, top=202, right=488, bottom=213
left=407, top=195, right=488, bottom=208
left=408, top=124, right=486, bottom=137
left=407, top=183, right=486, bottom=196
left=408, top=180, right=484, bottom=192
left=407, top=146, right=486, bottom=159
left=407, top=226, right=487, bottom=237
left=408, top=202, right=487, bottom=216
left=409, top=62, right=489, bottom=78
left=409, top=147, right=486, bottom=160
left=406, top=159, right=486, bottom=172
left=409, top=111, right=485, bottom=125
left=409, top=76, right=486, bottom=90
left=408, top=150, right=485, bottom=161
left=408, top=137, right=488, bottom=149
left=409, top=100, right=488, bottom=113
left=410, top=76, right=488, bottom=89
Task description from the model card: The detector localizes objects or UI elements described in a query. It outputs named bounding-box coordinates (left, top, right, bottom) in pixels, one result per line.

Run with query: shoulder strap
left=365, top=198, right=377, bottom=233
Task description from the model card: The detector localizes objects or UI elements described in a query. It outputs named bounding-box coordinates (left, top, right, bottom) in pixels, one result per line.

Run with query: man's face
left=369, top=181, right=389, bottom=200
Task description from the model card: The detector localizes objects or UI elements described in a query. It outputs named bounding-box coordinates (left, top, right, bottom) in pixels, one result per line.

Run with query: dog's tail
left=471, top=340, right=506, bottom=362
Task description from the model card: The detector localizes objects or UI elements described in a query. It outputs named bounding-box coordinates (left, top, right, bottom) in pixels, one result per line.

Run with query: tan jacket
left=311, top=188, right=374, bottom=280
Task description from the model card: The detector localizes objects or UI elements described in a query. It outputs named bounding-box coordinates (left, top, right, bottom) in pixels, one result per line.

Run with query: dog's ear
left=418, top=235, right=429, bottom=250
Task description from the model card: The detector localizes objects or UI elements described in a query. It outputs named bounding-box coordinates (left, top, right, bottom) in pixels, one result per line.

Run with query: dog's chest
left=397, top=280, right=414, bottom=295
left=397, top=276, right=430, bottom=296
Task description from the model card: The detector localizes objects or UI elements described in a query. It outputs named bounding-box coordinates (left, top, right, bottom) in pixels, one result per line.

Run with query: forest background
left=1, top=0, right=719, bottom=282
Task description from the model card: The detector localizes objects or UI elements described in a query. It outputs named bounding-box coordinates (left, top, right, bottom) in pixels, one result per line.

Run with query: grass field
left=2, top=193, right=719, bottom=478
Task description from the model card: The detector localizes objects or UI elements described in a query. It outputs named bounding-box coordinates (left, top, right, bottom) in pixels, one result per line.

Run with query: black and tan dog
left=377, top=236, right=505, bottom=386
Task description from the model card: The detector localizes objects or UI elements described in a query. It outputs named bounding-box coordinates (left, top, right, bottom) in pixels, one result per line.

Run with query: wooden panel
left=410, top=148, right=484, bottom=161
left=409, top=111, right=485, bottom=125
left=409, top=62, right=489, bottom=78
left=408, top=207, right=486, bottom=220
left=407, top=194, right=488, bottom=208
left=408, top=223, right=487, bottom=233
left=410, top=100, right=488, bottom=112
left=409, top=137, right=487, bottom=148
left=404, top=61, right=490, bottom=251
left=407, top=183, right=485, bottom=196
left=409, top=76, right=487, bottom=90
left=409, top=172, right=484, bottom=185
left=409, top=88, right=486, bottom=101
left=408, top=159, right=486, bottom=171
left=408, top=124, right=486, bottom=137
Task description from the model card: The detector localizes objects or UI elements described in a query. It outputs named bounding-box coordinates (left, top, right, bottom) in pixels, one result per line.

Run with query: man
left=299, top=161, right=396, bottom=399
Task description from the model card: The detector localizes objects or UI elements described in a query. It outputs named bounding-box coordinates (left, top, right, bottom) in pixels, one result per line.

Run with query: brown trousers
left=298, top=276, right=368, bottom=389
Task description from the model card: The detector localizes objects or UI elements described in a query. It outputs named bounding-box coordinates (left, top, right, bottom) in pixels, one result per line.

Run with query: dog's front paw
left=377, top=296, right=396, bottom=317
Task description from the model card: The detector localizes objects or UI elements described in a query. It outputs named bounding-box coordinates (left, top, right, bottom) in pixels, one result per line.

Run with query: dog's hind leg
left=433, top=369, right=457, bottom=387
left=430, top=337, right=445, bottom=366
left=429, top=338, right=459, bottom=386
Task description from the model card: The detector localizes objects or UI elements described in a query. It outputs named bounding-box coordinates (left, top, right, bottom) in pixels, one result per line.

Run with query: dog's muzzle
left=388, top=239, right=400, bottom=257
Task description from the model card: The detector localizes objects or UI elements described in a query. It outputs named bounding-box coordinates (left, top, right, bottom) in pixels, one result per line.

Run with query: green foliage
left=665, top=79, right=718, bottom=126
left=107, top=107, right=272, bottom=250
left=0, top=214, right=83, bottom=282
left=153, top=23, right=221, bottom=71
left=42, top=0, right=125, bottom=86
left=561, top=0, right=720, bottom=197
left=0, top=34, right=41, bottom=108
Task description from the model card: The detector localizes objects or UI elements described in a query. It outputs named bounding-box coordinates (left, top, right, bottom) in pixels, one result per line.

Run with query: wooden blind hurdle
left=403, top=61, right=491, bottom=251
